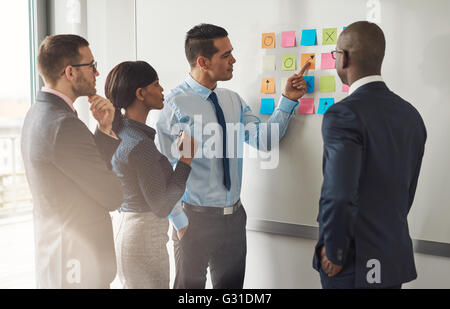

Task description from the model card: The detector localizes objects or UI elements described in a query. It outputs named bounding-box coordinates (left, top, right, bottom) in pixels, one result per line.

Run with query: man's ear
left=342, top=50, right=350, bottom=69
left=197, top=56, right=209, bottom=72
left=63, top=66, right=75, bottom=81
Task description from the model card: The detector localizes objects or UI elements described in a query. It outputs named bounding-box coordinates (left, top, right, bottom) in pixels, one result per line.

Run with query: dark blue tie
left=208, top=92, right=231, bottom=191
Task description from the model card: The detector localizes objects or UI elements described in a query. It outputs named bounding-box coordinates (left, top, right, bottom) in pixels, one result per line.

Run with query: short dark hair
left=185, top=24, right=228, bottom=68
left=37, top=34, right=89, bottom=85
left=105, top=61, right=158, bottom=132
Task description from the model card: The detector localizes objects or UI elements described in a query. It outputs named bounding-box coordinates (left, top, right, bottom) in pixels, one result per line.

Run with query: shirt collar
left=348, top=75, right=384, bottom=95
left=123, top=118, right=156, bottom=140
left=185, top=74, right=215, bottom=100
left=41, top=86, right=76, bottom=112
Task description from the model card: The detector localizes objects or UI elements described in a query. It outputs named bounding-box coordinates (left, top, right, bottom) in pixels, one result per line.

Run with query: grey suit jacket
left=21, top=91, right=123, bottom=288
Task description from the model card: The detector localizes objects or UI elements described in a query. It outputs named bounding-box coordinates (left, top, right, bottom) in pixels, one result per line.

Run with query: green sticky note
left=320, top=76, right=335, bottom=92
left=282, top=54, right=296, bottom=71
left=322, top=28, right=337, bottom=45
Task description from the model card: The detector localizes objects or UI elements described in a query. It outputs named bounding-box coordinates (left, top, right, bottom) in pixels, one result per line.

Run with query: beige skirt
left=114, top=211, right=170, bottom=288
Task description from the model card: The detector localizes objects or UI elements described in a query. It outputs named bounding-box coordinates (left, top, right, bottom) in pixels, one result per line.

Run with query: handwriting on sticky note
left=322, top=28, right=337, bottom=45
left=301, top=53, right=315, bottom=70
left=320, top=76, right=335, bottom=92
left=262, top=33, right=275, bottom=49
left=299, top=98, right=315, bottom=114
left=304, top=76, right=314, bottom=93
left=300, top=29, right=317, bottom=46
left=282, top=54, right=296, bottom=71
left=281, top=31, right=296, bottom=48
left=321, top=53, right=336, bottom=70
left=261, top=78, right=275, bottom=94
left=318, top=98, right=335, bottom=114
left=260, top=98, right=275, bottom=115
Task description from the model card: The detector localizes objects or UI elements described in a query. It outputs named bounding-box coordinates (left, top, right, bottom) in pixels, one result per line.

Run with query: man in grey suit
left=21, top=34, right=123, bottom=288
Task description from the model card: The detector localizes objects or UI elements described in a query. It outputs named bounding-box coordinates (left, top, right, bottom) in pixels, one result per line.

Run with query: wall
left=48, top=0, right=450, bottom=288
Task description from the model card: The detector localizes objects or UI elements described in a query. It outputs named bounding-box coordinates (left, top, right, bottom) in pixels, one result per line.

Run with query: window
left=0, top=0, right=35, bottom=288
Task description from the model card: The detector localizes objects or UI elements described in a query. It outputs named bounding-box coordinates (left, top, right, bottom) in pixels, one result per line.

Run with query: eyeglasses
left=331, top=50, right=344, bottom=60
left=60, top=60, right=98, bottom=76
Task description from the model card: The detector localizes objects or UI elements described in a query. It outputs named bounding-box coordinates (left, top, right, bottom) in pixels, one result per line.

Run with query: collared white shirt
left=348, top=75, right=384, bottom=95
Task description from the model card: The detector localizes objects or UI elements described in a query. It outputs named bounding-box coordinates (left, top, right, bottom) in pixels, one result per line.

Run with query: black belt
left=182, top=200, right=242, bottom=216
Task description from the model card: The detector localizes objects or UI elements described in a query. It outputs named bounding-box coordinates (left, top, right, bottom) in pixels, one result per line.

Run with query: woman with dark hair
left=105, top=61, right=197, bottom=288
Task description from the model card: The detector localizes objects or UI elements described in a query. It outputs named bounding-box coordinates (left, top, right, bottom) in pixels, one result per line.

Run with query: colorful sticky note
left=342, top=83, right=350, bottom=92
left=281, top=31, right=296, bottom=47
left=262, top=55, right=276, bottom=71
left=322, top=28, right=337, bottom=45
left=300, top=29, right=317, bottom=46
left=321, top=53, right=336, bottom=70
left=260, top=78, right=275, bottom=94
left=301, top=53, right=316, bottom=70
left=299, top=98, right=315, bottom=114
left=304, top=76, right=314, bottom=93
left=320, top=76, right=335, bottom=92
left=262, top=33, right=275, bottom=49
left=282, top=54, right=296, bottom=71
left=280, top=77, right=288, bottom=92
left=318, top=98, right=335, bottom=114
left=260, top=98, right=275, bottom=115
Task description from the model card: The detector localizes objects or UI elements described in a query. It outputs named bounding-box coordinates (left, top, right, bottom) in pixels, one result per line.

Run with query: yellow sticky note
left=320, top=76, right=335, bottom=92
left=262, top=55, right=276, bottom=71
left=301, top=53, right=316, bottom=70
left=261, top=78, right=275, bottom=94
left=262, top=33, right=275, bottom=49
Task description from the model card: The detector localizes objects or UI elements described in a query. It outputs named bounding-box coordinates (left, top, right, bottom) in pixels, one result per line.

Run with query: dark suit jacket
left=21, top=91, right=123, bottom=288
left=313, top=82, right=426, bottom=288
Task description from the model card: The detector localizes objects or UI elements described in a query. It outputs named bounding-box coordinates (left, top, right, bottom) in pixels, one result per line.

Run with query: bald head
left=338, top=21, right=385, bottom=74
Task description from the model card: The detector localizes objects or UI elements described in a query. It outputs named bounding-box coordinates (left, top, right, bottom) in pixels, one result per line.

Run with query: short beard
left=72, top=75, right=96, bottom=97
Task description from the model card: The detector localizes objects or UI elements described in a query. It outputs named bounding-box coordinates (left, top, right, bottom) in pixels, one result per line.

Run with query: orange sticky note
left=301, top=53, right=316, bottom=70
left=262, top=33, right=275, bottom=49
left=260, top=78, right=275, bottom=94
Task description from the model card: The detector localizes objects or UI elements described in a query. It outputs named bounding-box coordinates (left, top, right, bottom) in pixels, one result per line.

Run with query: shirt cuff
left=277, top=96, right=299, bottom=114
left=169, top=210, right=189, bottom=230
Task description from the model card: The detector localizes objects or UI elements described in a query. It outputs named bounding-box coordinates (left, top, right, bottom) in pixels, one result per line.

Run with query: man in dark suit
left=313, top=21, right=427, bottom=289
left=21, top=35, right=123, bottom=288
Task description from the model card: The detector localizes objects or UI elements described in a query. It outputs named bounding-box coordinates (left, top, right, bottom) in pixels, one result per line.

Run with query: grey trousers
left=115, top=211, right=170, bottom=288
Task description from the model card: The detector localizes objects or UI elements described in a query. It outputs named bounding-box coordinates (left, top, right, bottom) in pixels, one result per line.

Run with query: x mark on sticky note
left=322, top=28, right=337, bottom=45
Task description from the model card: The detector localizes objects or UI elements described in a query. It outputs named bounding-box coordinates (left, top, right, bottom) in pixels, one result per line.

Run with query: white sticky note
left=280, top=77, right=288, bottom=92
left=262, top=55, right=276, bottom=71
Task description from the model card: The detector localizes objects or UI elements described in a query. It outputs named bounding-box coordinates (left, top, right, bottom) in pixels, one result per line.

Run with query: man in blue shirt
left=156, top=23, right=310, bottom=288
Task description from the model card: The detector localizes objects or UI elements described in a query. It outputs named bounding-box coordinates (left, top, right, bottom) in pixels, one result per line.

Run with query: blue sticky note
left=260, top=98, right=275, bottom=114
left=300, top=29, right=317, bottom=46
left=318, top=98, right=334, bottom=114
left=304, top=76, right=314, bottom=93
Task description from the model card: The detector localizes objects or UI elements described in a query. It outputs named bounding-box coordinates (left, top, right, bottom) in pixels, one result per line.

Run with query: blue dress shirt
left=156, top=74, right=298, bottom=229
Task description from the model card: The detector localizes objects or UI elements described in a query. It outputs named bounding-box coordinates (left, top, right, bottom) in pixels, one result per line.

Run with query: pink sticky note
left=321, top=53, right=336, bottom=70
left=299, top=98, right=315, bottom=114
left=342, top=84, right=350, bottom=92
left=281, top=31, right=296, bottom=47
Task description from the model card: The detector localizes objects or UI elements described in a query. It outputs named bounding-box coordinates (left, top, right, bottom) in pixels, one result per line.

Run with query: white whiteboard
left=135, top=0, right=450, bottom=244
